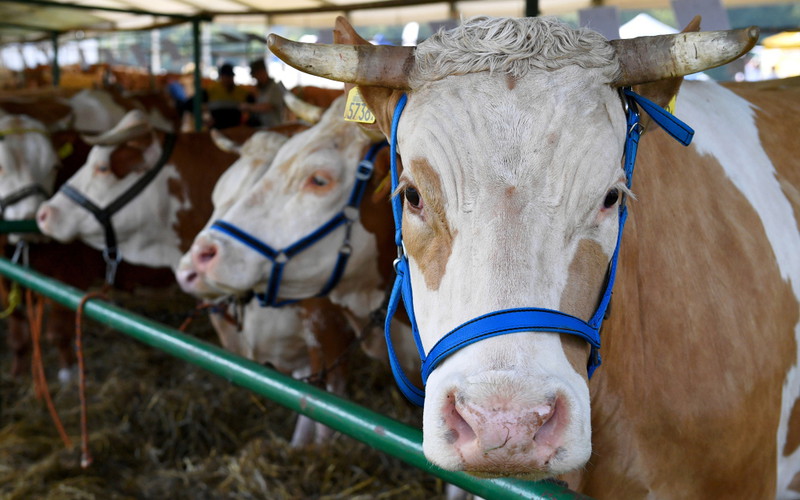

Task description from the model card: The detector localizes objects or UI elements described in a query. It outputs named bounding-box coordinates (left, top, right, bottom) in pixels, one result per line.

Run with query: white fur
left=679, top=80, right=800, bottom=498
left=0, top=115, right=58, bottom=221
left=391, top=18, right=628, bottom=476
left=68, top=89, right=128, bottom=134
left=38, top=136, right=186, bottom=270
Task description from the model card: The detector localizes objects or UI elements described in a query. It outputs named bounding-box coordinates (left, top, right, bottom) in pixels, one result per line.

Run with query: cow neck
left=59, top=132, right=177, bottom=285
left=0, top=127, right=52, bottom=219
left=384, top=89, right=695, bottom=406
left=210, top=140, right=389, bottom=308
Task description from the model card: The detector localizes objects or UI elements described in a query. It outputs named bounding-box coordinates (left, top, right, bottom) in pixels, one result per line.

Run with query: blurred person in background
left=242, top=59, right=285, bottom=128
left=204, top=62, right=253, bottom=129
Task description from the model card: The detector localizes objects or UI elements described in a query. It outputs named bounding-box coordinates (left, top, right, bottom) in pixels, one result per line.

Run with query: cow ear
left=632, top=15, right=701, bottom=133
left=333, top=16, right=404, bottom=138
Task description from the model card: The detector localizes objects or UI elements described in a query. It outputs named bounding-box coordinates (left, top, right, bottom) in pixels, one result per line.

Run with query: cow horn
left=210, top=129, right=242, bottom=155
left=82, top=110, right=152, bottom=146
left=611, top=27, right=759, bottom=86
left=267, top=34, right=414, bottom=90
left=283, top=91, right=324, bottom=124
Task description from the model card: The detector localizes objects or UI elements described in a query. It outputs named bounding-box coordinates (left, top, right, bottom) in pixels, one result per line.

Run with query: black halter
left=0, top=184, right=50, bottom=218
left=59, top=133, right=177, bottom=284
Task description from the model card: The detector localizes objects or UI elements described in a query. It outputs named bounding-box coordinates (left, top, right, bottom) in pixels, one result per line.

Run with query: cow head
left=266, top=16, right=757, bottom=478
left=36, top=109, right=183, bottom=268
left=0, top=115, right=59, bottom=221
left=176, top=129, right=290, bottom=298
left=186, top=96, right=389, bottom=313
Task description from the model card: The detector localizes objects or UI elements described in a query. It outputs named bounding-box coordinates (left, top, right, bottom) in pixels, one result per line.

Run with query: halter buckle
left=343, top=205, right=360, bottom=222
left=102, top=247, right=122, bottom=284
left=275, top=251, right=288, bottom=264
left=355, top=160, right=374, bottom=180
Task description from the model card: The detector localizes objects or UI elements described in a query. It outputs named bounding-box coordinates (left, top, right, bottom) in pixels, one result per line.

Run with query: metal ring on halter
left=102, top=247, right=123, bottom=284
left=11, top=240, right=29, bottom=266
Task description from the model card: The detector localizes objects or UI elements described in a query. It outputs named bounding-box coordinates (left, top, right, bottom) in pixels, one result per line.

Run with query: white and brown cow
left=253, top=15, right=800, bottom=498
left=184, top=96, right=422, bottom=380
left=175, top=128, right=356, bottom=446
left=35, top=109, right=255, bottom=270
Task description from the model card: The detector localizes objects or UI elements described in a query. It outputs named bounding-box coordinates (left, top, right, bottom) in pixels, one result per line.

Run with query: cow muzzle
left=423, top=366, right=590, bottom=479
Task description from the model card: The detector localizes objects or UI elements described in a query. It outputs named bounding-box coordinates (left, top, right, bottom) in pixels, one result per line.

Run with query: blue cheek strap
left=384, top=89, right=693, bottom=406
left=211, top=141, right=388, bottom=307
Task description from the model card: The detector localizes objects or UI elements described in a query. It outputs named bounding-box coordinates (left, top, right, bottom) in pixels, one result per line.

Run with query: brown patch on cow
left=506, top=74, right=517, bottom=90
left=401, top=157, right=456, bottom=291
left=788, top=471, right=800, bottom=493
left=559, top=239, right=609, bottom=321
left=109, top=145, right=147, bottom=178
left=784, top=398, right=800, bottom=456
left=0, top=97, right=72, bottom=126
left=561, top=335, right=591, bottom=382
left=581, top=118, right=798, bottom=498
left=557, top=239, right=608, bottom=380
left=165, top=131, right=241, bottom=252
left=359, top=145, right=398, bottom=287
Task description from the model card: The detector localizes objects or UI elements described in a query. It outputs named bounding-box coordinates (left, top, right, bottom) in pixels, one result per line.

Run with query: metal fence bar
left=0, top=220, right=40, bottom=234
left=0, top=258, right=587, bottom=499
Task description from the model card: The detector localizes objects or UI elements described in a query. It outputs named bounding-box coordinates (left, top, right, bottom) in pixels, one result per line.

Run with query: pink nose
left=36, top=204, right=55, bottom=230
left=191, top=238, right=219, bottom=274
left=443, top=392, right=566, bottom=473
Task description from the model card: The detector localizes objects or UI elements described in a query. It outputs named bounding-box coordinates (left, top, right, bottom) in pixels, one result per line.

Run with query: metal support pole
left=526, top=0, right=540, bottom=17
left=192, top=18, right=202, bottom=131
left=50, top=31, right=60, bottom=87
left=0, top=258, right=588, bottom=500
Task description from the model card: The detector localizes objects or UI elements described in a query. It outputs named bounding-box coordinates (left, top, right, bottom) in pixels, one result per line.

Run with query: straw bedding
left=0, top=287, right=444, bottom=499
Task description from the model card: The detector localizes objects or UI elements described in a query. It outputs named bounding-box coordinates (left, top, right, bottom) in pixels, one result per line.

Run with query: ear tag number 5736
left=344, top=87, right=376, bottom=124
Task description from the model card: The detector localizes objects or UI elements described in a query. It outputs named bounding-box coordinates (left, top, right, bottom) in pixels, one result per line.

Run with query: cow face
left=265, top=16, right=756, bottom=478
left=187, top=98, right=382, bottom=304
left=0, top=115, right=58, bottom=221
left=36, top=110, right=182, bottom=267
left=392, top=69, right=626, bottom=477
left=176, top=130, right=289, bottom=298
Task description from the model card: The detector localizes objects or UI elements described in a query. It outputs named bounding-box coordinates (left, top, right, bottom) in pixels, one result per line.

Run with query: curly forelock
left=410, top=16, right=619, bottom=87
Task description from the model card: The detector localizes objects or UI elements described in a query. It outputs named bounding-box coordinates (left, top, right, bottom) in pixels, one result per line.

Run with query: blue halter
left=211, top=141, right=388, bottom=307
left=385, top=88, right=694, bottom=406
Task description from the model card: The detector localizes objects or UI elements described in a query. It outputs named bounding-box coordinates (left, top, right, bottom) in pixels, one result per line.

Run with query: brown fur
left=401, top=158, right=456, bottom=291
left=581, top=115, right=798, bottom=498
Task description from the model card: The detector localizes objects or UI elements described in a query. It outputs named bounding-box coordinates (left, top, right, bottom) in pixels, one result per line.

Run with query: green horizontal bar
left=0, top=219, right=41, bottom=234
left=0, top=258, right=588, bottom=500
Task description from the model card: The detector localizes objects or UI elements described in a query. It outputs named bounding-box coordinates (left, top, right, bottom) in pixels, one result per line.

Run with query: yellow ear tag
left=665, top=95, right=678, bottom=115
left=57, top=141, right=74, bottom=159
left=344, top=87, right=376, bottom=124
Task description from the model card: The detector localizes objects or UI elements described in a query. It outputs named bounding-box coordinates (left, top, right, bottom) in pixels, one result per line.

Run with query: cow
left=184, top=96, right=422, bottom=381
left=237, top=15, right=800, bottom=498
left=176, top=132, right=356, bottom=446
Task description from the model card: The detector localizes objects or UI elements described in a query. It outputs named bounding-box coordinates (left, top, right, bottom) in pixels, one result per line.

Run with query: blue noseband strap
left=211, top=141, right=387, bottom=307
left=385, top=89, right=694, bottom=406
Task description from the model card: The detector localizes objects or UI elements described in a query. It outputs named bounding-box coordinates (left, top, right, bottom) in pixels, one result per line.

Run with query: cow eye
left=603, top=188, right=619, bottom=209
left=404, top=186, right=422, bottom=209
left=310, top=174, right=328, bottom=187
left=97, top=164, right=110, bottom=173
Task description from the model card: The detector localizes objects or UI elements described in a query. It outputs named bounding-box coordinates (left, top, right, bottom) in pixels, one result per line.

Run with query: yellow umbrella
left=763, top=31, right=800, bottom=49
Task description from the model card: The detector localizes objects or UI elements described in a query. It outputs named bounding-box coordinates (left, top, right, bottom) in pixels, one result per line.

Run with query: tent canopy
left=0, top=0, right=789, bottom=42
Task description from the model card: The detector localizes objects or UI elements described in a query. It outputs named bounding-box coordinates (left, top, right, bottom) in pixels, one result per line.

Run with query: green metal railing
left=0, top=258, right=586, bottom=499
left=0, top=220, right=40, bottom=234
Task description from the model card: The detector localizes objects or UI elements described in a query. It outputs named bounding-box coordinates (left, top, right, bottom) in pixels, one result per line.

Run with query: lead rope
left=74, top=288, right=111, bottom=468
left=25, top=287, right=73, bottom=449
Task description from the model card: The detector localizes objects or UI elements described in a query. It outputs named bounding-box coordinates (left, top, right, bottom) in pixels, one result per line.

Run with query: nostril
left=443, top=392, right=476, bottom=447
left=185, top=271, right=197, bottom=283
left=533, top=397, right=564, bottom=449
left=198, top=245, right=217, bottom=263
left=37, top=207, right=49, bottom=223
